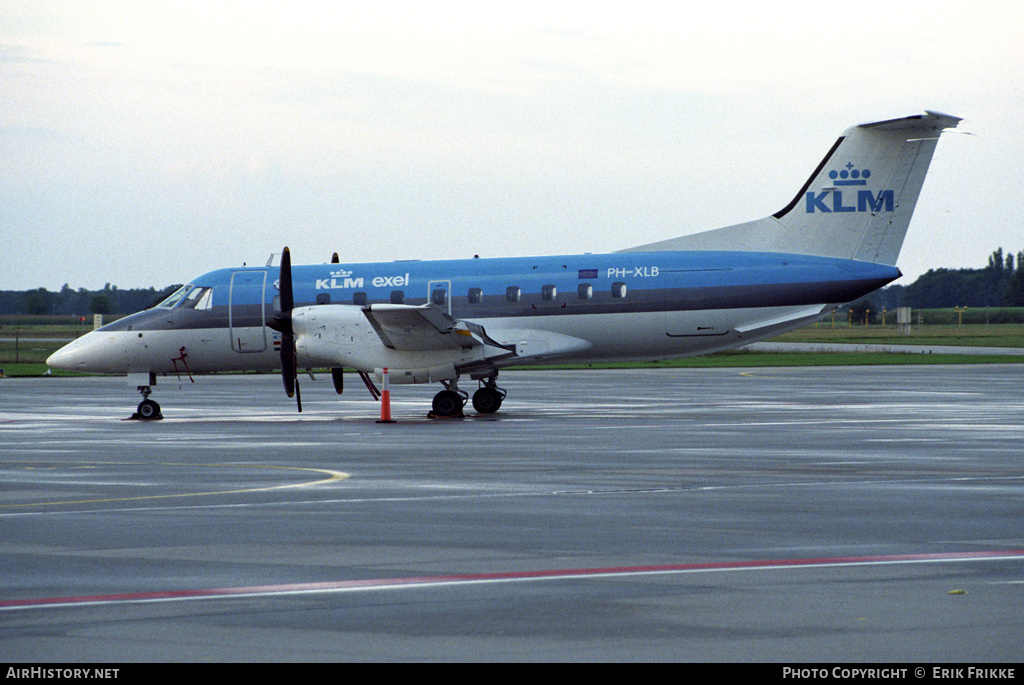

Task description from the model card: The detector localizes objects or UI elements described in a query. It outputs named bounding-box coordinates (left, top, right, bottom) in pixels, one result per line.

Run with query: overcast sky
left=2, top=1, right=1022, bottom=291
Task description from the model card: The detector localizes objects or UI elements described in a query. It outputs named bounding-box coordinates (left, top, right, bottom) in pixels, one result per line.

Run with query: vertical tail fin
left=624, top=111, right=961, bottom=265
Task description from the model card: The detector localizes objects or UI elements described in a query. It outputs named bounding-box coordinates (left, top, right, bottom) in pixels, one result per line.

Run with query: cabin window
left=542, top=284, right=557, bottom=301
left=577, top=284, right=592, bottom=300
left=612, top=282, right=627, bottom=298
left=390, top=290, right=404, bottom=304
left=315, top=293, right=331, bottom=305
left=506, top=286, right=521, bottom=302
left=468, top=287, right=483, bottom=304
left=353, top=292, right=367, bottom=306
left=431, top=288, right=447, bottom=306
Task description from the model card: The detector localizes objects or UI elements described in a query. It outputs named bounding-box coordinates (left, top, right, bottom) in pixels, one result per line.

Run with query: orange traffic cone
left=376, top=367, right=396, bottom=423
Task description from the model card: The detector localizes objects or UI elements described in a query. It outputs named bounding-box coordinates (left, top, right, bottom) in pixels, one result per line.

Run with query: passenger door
left=229, top=270, right=268, bottom=353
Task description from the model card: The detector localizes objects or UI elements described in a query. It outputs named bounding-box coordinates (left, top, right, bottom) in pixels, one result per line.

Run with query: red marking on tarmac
left=3, top=549, right=1023, bottom=611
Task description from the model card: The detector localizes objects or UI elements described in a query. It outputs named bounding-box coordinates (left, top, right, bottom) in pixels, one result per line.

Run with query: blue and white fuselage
left=46, top=111, right=961, bottom=417
left=50, top=250, right=897, bottom=375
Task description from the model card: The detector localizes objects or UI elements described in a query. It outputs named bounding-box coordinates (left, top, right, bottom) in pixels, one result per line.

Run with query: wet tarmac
left=1, top=366, right=1022, bottom=662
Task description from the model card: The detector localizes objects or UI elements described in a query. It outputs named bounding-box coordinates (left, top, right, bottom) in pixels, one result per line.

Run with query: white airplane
left=47, top=111, right=961, bottom=418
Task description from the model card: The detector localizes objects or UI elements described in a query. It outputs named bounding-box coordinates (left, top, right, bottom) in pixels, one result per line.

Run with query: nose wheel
left=130, top=385, right=163, bottom=420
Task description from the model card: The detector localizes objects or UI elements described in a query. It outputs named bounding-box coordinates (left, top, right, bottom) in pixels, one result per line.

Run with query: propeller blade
left=268, top=246, right=293, bottom=336
left=279, top=246, right=294, bottom=315
left=273, top=246, right=301, bottom=412
left=282, top=334, right=296, bottom=397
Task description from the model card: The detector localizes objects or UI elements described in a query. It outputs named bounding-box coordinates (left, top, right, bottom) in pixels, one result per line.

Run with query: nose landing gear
left=130, top=384, right=163, bottom=421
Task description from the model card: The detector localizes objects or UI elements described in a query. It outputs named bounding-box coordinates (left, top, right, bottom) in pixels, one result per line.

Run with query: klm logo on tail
left=806, top=163, right=894, bottom=214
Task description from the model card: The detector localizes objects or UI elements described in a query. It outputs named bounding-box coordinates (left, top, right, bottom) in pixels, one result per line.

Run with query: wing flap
left=361, top=303, right=484, bottom=352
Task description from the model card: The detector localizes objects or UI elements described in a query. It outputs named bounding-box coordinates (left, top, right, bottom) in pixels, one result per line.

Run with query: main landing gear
left=429, top=375, right=506, bottom=418
left=471, top=377, right=505, bottom=414
left=430, top=385, right=465, bottom=418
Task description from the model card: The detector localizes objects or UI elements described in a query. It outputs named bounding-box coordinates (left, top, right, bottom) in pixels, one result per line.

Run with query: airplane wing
left=361, top=303, right=513, bottom=353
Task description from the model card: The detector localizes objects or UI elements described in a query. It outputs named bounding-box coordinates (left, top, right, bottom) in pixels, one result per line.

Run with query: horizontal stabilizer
left=733, top=305, right=828, bottom=335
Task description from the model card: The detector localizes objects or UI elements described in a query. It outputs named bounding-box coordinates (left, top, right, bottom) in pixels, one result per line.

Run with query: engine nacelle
left=291, top=305, right=486, bottom=381
left=292, top=305, right=372, bottom=367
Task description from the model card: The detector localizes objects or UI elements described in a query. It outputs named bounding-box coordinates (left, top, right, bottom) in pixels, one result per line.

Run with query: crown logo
left=829, top=162, right=871, bottom=186
left=330, top=269, right=353, bottom=278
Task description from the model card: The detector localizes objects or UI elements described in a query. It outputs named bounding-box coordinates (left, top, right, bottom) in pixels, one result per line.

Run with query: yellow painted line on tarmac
left=0, top=461, right=350, bottom=508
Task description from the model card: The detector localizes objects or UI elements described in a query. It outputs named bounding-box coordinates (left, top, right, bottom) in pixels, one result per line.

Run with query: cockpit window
left=181, top=287, right=213, bottom=310
left=156, top=285, right=213, bottom=309
left=156, top=284, right=193, bottom=308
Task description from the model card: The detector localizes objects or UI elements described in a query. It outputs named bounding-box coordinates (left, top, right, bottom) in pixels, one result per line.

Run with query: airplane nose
left=46, top=339, right=84, bottom=371
left=46, top=334, right=109, bottom=372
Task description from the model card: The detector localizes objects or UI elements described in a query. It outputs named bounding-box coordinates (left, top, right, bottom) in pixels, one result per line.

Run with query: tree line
left=879, top=248, right=1024, bottom=310
left=0, top=283, right=181, bottom=317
